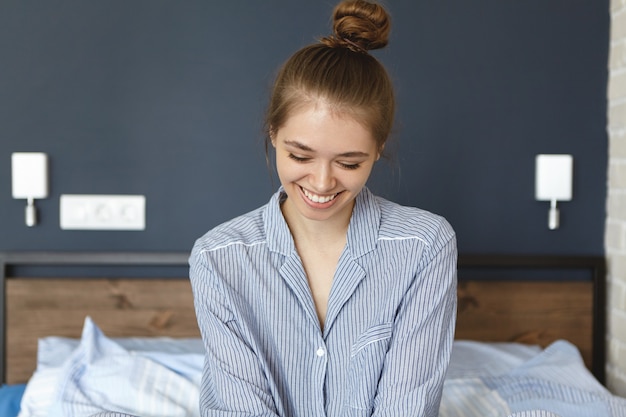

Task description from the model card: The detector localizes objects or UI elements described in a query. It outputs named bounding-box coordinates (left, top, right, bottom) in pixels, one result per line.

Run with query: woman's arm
left=371, top=228, right=458, bottom=417
left=189, top=247, right=280, bottom=417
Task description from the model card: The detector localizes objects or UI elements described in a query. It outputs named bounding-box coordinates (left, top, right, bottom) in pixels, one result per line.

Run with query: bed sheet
left=18, top=317, right=203, bottom=417
left=12, top=317, right=626, bottom=417
left=441, top=340, right=626, bottom=417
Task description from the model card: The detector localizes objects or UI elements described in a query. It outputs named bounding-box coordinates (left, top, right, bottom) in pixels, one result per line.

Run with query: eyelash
left=287, top=153, right=361, bottom=170
left=339, top=162, right=360, bottom=170
left=288, top=154, right=309, bottom=163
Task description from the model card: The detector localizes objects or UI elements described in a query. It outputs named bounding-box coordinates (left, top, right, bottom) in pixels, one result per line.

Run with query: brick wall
left=607, top=0, right=626, bottom=396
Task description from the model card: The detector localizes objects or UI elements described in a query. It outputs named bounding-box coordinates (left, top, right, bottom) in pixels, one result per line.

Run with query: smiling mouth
left=301, top=187, right=339, bottom=204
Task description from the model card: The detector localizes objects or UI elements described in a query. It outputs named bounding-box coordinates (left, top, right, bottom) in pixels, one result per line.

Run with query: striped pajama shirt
left=189, top=187, right=457, bottom=417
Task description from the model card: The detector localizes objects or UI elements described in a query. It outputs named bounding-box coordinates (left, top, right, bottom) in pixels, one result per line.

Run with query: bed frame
left=0, top=252, right=606, bottom=385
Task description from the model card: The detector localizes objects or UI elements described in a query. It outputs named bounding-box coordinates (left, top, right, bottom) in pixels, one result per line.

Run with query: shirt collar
left=264, top=188, right=295, bottom=256
left=264, top=187, right=380, bottom=258
left=346, top=187, right=380, bottom=258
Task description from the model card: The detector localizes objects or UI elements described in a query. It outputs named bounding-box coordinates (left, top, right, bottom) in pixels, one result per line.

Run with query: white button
left=316, top=347, right=325, bottom=357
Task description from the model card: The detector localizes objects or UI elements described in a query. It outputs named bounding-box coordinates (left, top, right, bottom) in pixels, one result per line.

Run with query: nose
left=310, top=162, right=335, bottom=192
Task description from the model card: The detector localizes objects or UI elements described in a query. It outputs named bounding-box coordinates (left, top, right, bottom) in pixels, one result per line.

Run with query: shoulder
left=375, top=195, right=455, bottom=248
left=191, top=204, right=267, bottom=256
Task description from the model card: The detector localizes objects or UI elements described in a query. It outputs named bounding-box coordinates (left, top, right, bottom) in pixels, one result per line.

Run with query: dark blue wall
left=0, top=1, right=609, bottom=256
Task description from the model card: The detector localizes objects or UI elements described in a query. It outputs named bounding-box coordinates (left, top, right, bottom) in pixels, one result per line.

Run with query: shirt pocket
left=346, top=322, right=394, bottom=411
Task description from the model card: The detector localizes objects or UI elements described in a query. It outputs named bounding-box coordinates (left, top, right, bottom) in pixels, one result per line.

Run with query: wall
left=0, top=4, right=609, bottom=254
left=608, top=0, right=626, bottom=396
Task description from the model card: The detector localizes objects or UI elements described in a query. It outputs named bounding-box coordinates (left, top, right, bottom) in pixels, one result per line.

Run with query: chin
left=301, top=197, right=354, bottom=223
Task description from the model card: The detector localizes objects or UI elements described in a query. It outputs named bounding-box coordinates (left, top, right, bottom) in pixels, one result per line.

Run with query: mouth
left=301, top=187, right=339, bottom=204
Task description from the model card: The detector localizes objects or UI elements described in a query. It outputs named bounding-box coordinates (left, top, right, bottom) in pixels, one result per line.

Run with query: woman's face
left=272, top=103, right=380, bottom=224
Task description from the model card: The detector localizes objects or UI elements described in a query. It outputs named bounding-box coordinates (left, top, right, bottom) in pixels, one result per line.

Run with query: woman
left=189, top=1, right=457, bottom=416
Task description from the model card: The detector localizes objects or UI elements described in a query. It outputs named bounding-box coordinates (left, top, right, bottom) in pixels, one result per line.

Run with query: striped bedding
left=16, top=318, right=626, bottom=417
left=441, top=341, right=626, bottom=417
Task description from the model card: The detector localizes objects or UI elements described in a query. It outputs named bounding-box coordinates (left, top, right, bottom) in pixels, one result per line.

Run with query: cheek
left=275, top=156, right=301, bottom=181
left=340, top=169, right=373, bottom=191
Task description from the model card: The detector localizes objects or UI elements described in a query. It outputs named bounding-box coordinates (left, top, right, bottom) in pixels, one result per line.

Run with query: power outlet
left=60, top=194, right=146, bottom=230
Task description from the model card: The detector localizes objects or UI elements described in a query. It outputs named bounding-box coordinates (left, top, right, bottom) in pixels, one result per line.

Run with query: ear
left=376, top=144, right=385, bottom=161
left=269, top=128, right=277, bottom=147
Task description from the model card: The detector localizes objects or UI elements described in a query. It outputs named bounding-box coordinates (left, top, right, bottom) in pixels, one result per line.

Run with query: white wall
left=607, top=0, right=626, bottom=396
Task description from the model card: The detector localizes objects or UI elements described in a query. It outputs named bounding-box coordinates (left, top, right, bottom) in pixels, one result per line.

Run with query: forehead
left=278, top=103, right=376, bottom=151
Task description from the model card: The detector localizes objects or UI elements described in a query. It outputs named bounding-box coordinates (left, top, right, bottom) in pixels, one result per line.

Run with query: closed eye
left=288, top=153, right=310, bottom=163
left=288, top=152, right=362, bottom=169
left=338, top=162, right=361, bottom=170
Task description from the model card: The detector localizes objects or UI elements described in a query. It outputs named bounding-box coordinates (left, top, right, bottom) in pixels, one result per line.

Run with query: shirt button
left=316, top=347, right=325, bottom=357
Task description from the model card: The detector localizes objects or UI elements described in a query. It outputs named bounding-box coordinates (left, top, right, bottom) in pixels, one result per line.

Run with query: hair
left=265, top=0, right=394, bottom=155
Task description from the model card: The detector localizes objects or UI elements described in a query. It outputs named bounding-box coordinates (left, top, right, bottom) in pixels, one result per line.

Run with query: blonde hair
left=265, top=0, right=394, bottom=154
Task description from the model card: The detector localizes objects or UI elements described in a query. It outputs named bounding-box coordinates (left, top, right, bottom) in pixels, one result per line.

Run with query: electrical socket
left=60, top=194, right=145, bottom=230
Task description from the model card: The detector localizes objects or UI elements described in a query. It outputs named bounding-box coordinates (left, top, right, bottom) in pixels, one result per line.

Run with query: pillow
left=19, top=317, right=203, bottom=417
left=48, top=317, right=203, bottom=417
left=441, top=341, right=626, bottom=417
left=446, top=340, right=542, bottom=379
left=0, top=384, right=27, bottom=417
left=18, top=338, right=73, bottom=417
left=441, top=341, right=544, bottom=417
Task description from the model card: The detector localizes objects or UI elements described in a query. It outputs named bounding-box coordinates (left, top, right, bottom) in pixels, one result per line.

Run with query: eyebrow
left=283, top=140, right=370, bottom=158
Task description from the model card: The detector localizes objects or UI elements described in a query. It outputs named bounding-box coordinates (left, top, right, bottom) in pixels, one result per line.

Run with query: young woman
left=189, top=1, right=457, bottom=416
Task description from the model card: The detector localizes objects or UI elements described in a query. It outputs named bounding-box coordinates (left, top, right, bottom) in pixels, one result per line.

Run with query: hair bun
left=327, top=0, right=391, bottom=52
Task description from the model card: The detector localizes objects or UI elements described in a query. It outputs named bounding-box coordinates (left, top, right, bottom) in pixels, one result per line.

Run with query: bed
left=0, top=251, right=623, bottom=417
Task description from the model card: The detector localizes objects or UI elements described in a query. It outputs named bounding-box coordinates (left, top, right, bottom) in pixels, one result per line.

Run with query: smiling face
left=272, top=103, right=380, bottom=227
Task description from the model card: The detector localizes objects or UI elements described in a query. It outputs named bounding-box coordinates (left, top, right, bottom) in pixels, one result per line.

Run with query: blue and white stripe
left=189, top=187, right=458, bottom=417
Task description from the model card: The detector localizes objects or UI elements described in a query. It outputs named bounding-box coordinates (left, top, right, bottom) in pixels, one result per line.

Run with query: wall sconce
left=11, top=152, right=48, bottom=227
left=535, top=154, right=573, bottom=230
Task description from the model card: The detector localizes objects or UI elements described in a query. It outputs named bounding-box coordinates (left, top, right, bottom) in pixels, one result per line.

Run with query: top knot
left=321, top=0, right=391, bottom=53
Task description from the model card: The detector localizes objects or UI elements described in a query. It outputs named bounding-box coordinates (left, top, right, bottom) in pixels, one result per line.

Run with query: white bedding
left=17, top=317, right=626, bottom=417
left=18, top=318, right=204, bottom=417
left=442, top=341, right=626, bottom=417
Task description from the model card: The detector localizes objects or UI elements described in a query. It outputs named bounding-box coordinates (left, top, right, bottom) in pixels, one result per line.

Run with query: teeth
left=303, top=188, right=337, bottom=203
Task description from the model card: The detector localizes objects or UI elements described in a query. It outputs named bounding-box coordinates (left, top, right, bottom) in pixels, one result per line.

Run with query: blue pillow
left=0, top=383, right=27, bottom=417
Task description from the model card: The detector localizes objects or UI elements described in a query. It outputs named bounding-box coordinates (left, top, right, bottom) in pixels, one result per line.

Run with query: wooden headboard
left=0, top=252, right=606, bottom=385
left=455, top=254, right=606, bottom=384
left=0, top=252, right=198, bottom=384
